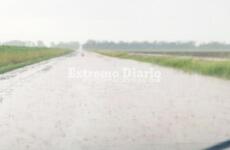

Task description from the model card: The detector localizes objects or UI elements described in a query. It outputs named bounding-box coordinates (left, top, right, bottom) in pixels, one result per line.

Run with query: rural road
left=0, top=51, right=230, bottom=150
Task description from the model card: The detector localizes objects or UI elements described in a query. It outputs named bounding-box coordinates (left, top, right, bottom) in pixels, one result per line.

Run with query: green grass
left=97, top=50, right=230, bottom=80
left=0, top=46, right=74, bottom=74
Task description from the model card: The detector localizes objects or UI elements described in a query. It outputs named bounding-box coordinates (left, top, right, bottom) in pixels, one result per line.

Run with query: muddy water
left=0, top=52, right=230, bottom=150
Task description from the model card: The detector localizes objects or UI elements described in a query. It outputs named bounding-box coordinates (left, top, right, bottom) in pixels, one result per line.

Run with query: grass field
left=97, top=50, right=230, bottom=80
left=0, top=46, right=73, bottom=74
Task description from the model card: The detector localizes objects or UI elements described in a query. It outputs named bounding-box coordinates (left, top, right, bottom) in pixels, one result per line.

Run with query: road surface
left=0, top=51, right=230, bottom=150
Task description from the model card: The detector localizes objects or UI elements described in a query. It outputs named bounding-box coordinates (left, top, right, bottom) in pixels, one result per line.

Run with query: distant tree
left=51, top=41, right=79, bottom=49
left=24, top=41, right=36, bottom=47
left=37, top=40, right=46, bottom=47
left=50, top=42, right=56, bottom=48
left=3, top=40, right=27, bottom=47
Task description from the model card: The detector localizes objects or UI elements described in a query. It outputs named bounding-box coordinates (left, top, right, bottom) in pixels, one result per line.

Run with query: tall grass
left=97, top=51, right=230, bottom=80
left=0, top=46, right=73, bottom=74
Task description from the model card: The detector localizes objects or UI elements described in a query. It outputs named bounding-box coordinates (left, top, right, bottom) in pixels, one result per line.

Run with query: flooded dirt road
left=0, top=52, right=230, bottom=150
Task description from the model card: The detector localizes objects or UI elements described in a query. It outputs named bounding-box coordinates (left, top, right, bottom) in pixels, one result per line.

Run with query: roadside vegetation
left=0, top=46, right=73, bottom=74
left=97, top=51, right=230, bottom=80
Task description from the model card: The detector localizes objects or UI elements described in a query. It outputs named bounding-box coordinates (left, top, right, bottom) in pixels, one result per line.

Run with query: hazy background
left=0, top=0, right=230, bottom=43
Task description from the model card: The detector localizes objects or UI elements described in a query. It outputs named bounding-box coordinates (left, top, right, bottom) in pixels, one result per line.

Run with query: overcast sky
left=0, top=0, right=230, bottom=43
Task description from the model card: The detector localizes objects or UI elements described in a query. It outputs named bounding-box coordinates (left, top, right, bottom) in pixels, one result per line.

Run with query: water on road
left=0, top=52, right=230, bottom=150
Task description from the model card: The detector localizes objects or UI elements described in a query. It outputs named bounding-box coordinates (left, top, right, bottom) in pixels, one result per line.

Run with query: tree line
left=0, top=40, right=80, bottom=49
left=83, top=40, right=230, bottom=51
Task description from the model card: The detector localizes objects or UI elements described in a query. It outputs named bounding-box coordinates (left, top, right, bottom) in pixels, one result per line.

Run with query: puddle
left=41, top=66, right=52, bottom=72
left=0, top=74, right=17, bottom=80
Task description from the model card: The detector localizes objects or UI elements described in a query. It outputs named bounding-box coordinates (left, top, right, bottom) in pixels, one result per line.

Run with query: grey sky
left=0, top=0, right=230, bottom=43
